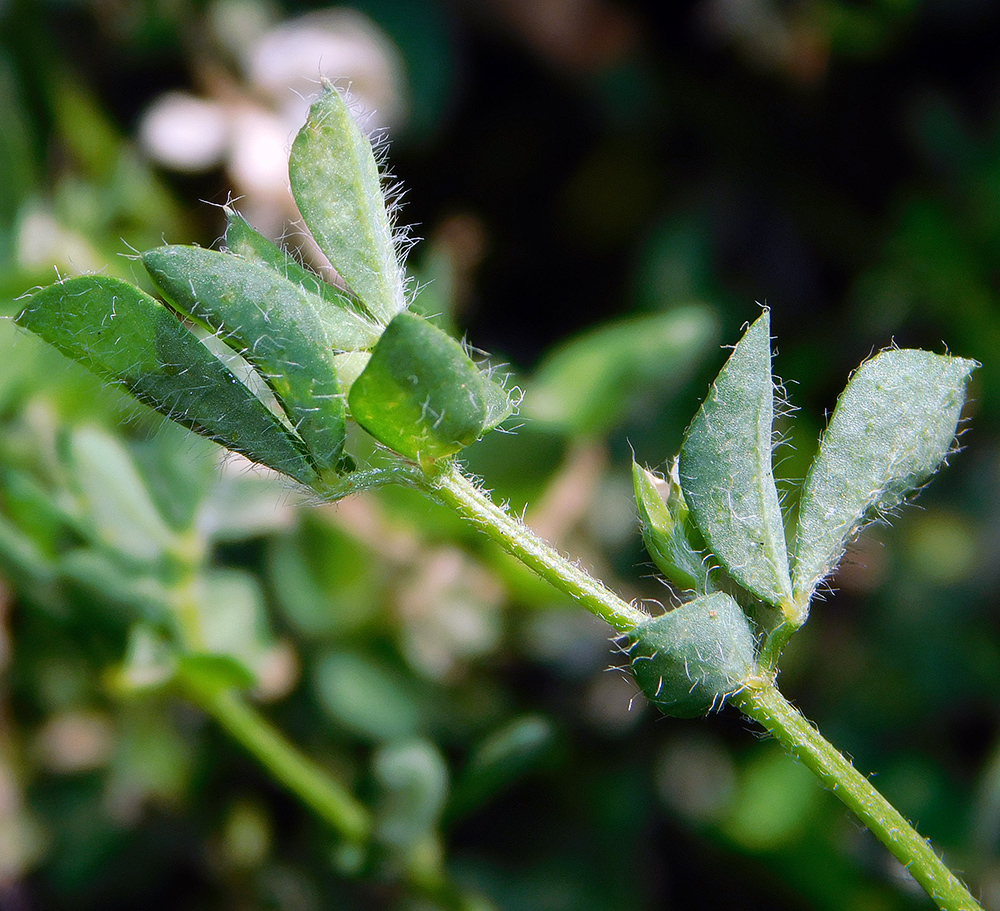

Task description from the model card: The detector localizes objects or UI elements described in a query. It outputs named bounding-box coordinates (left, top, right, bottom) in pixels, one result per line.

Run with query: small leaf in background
left=373, top=739, right=449, bottom=853
left=143, top=245, right=363, bottom=473
left=314, top=650, right=424, bottom=742
left=68, top=425, right=177, bottom=563
left=17, top=276, right=317, bottom=484
left=633, top=460, right=712, bottom=594
left=176, top=653, right=258, bottom=695
left=289, top=82, right=406, bottom=324
left=349, top=311, right=504, bottom=465
left=628, top=592, right=758, bottom=718
left=193, top=570, right=275, bottom=684
left=448, top=715, right=557, bottom=822
left=525, top=306, right=718, bottom=437
left=792, top=349, right=976, bottom=604
left=679, top=311, right=793, bottom=610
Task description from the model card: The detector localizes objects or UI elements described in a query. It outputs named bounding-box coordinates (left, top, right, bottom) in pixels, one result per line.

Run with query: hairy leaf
left=143, top=245, right=371, bottom=473
left=289, top=82, right=405, bottom=325
left=793, top=349, right=976, bottom=602
left=348, top=312, right=503, bottom=466
left=628, top=592, right=758, bottom=718
left=16, top=276, right=316, bottom=483
left=679, top=312, right=792, bottom=609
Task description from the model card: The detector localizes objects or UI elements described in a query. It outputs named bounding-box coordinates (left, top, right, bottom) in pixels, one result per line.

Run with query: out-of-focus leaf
left=16, top=276, right=317, bottom=484
left=194, top=570, right=274, bottom=681
left=448, top=715, right=557, bottom=821
left=526, top=306, right=717, bottom=436
left=792, top=349, right=976, bottom=604
left=679, top=312, right=793, bottom=609
left=177, top=653, right=258, bottom=694
left=373, top=739, right=449, bottom=852
left=313, top=650, right=422, bottom=742
left=68, top=425, right=177, bottom=563
left=289, top=82, right=406, bottom=324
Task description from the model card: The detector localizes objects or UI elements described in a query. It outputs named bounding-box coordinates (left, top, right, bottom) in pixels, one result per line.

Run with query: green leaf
left=16, top=276, right=317, bottom=484
left=627, top=592, right=758, bottom=718
left=348, top=311, right=496, bottom=466
left=68, top=425, right=177, bottom=563
left=223, top=208, right=379, bottom=341
left=176, top=653, right=258, bottom=695
left=679, top=312, right=792, bottom=609
left=526, top=306, right=718, bottom=436
left=792, top=349, right=976, bottom=603
left=143, top=244, right=376, bottom=473
left=632, top=460, right=712, bottom=594
left=373, top=740, right=449, bottom=853
left=448, top=716, right=556, bottom=821
left=289, top=82, right=405, bottom=324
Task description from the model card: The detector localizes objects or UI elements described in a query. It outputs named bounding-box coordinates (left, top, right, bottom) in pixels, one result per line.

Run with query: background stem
left=733, top=684, right=983, bottom=911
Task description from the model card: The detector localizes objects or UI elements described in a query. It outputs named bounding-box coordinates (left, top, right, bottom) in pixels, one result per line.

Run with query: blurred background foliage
left=2, top=0, right=1000, bottom=909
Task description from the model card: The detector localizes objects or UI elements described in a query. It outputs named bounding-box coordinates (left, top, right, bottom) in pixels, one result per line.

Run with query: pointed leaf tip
left=678, top=312, right=793, bottom=609
left=792, top=348, right=976, bottom=602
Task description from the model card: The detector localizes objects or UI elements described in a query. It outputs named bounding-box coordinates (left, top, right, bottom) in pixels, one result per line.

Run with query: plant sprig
left=15, top=80, right=982, bottom=911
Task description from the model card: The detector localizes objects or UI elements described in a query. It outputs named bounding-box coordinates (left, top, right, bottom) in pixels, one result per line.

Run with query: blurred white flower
left=138, top=5, right=407, bottom=240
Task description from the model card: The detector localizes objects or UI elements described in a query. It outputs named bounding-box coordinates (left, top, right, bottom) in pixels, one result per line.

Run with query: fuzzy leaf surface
left=289, top=83, right=405, bottom=325
left=628, top=592, right=757, bottom=718
left=348, top=312, right=502, bottom=465
left=679, top=312, right=792, bottom=608
left=143, top=245, right=372, bottom=473
left=223, top=209, right=378, bottom=335
left=16, top=276, right=316, bottom=483
left=793, top=349, right=976, bottom=602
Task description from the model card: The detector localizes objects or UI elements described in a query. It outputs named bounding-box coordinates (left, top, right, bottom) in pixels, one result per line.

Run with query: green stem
left=421, top=463, right=647, bottom=633
left=733, top=683, right=983, bottom=911
left=183, top=681, right=373, bottom=845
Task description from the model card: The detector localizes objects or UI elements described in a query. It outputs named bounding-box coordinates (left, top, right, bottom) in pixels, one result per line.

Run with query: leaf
left=373, top=740, right=449, bottom=853
left=289, top=82, right=406, bottom=325
left=68, top=425, right=177, bottom=563
left=678, top=311, right=793, bottom=609
left=348, top=311, right=493, bottom=466
left=223, top=208, right=379, bottom=338
left=16, top=276, right=317, bottom=484
left=143, top=244, right=376, bottom=473
left=526, top=306, right=718, bottom=436
left=632, top=460, right=712, bottom=594
left=792, top=348, right=976, bottom=603
left=627, top=592, right=758, bottom=718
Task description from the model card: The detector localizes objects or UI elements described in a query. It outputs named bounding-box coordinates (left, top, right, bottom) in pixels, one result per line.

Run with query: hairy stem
left=419, top=461, right=980, bottom=910
left=420, top=462, right=648, bottom=632
left=733, top=683, right=982, bottom=911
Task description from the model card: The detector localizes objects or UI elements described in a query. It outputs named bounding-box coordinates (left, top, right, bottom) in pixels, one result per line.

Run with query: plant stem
left=421, top=463, right=648, bottom=633
left=183, top=681, right=373, bottom=844
left=733, top=683, right=983, bottom=911
left=420, top=461, right=980, bottom=910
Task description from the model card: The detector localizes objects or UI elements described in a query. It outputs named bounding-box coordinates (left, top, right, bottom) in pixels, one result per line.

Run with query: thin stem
left=733, top=683, right=983, bottom=911
left=421, top=462, right=648, bottom=633
left=183, top=680, right=373, bottom=845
